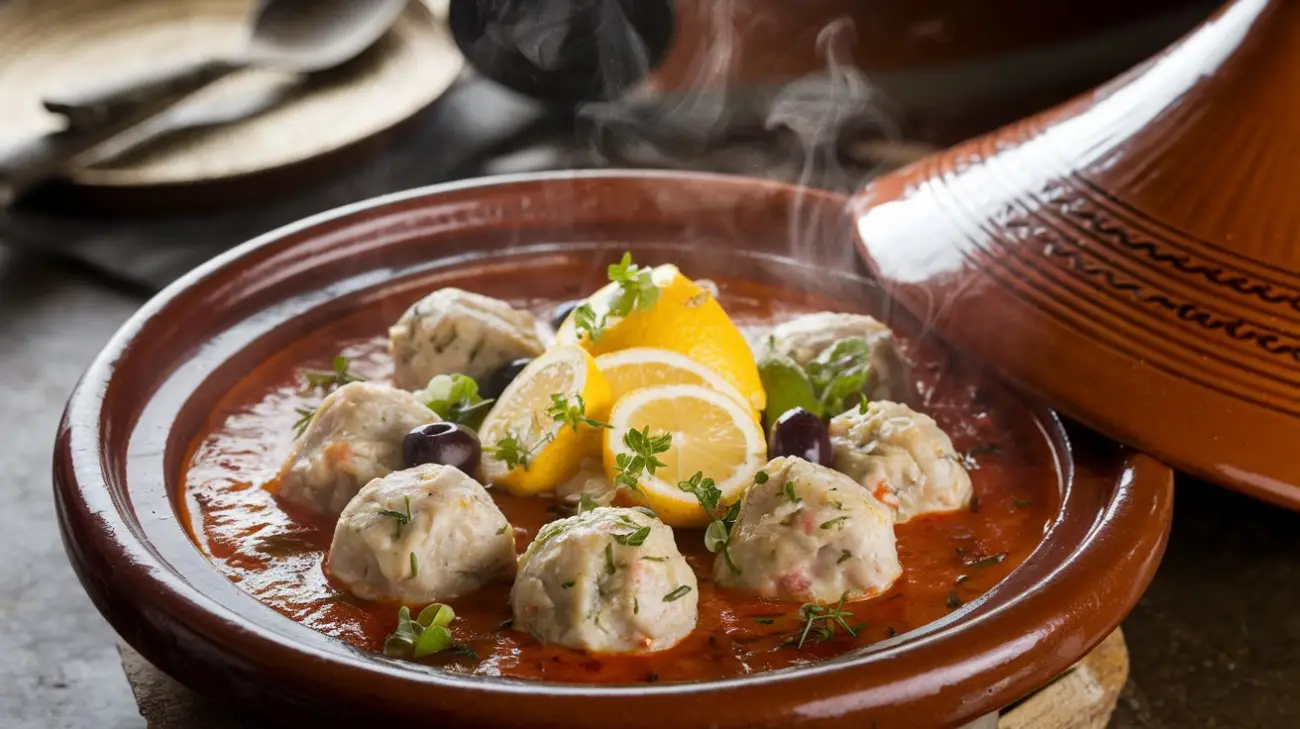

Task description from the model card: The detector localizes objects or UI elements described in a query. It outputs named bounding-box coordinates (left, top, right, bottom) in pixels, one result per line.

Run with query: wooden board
left=116, top=629, right=1129, bottom=729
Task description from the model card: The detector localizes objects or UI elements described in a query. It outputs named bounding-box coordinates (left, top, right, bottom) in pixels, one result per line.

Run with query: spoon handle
left=43, top=58, right=242, bottom=132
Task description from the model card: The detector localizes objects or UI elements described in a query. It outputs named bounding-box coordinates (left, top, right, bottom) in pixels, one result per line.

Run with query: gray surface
left=4, top=244, right=1300, bottom=728
left=0, top=247, right=143, bottom=729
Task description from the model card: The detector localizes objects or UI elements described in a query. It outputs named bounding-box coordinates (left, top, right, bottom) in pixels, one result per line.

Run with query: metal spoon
left=43, top=0, right=409, bottom=131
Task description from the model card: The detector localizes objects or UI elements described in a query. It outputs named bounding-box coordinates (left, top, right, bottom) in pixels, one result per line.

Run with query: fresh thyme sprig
left=794, top=594, right=862, bottom=648
left=486, top=432, right=550, bottom=471
left=572, top=252, right=661, bottom=342
left=547, top=393, right=610, bottom=432
left=301, top=355, right=365, bottom=392
left=612, top=426, right=671, bottom=492
left=291, top=405, right=317, bottom=439
left=677, top=471, right=741, bottom=575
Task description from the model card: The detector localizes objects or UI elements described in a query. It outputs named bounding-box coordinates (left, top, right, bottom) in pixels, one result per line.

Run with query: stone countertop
left=2, top=247, right=1297, bottom=729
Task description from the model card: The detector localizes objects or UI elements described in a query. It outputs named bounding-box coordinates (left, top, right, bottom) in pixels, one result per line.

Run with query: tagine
left=181, top=252, right=1058, bottom=683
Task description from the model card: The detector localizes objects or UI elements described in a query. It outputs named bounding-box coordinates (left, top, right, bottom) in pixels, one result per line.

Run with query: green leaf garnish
left=561, top=580, right=576, bottom=589
left=612, top=426, right=671, bottom=492
left=302, top=355, right=365, bottom=392
left=383, top=603, right=461, bottom=660
left=754, top=470, right=769, bottom=484
left=613, top=525, right=652, bottom=547
left=290, top=405, right=317, bottom=439
left=547, top=393, right=610, bottom=432
left=641, top=555, right=667, bottom=562
left=806, top=337, right=872, bottom=417
left=487, top=432, right=549, bottom=471
left=606, top=252, right=660, bottom=316
left=573, top=303, right=606, bottom=341
left=838, top=549, right=852, bottom=564
left=676, top=471, right=721, bottom=513
left=377, top=495, right=413, bottom=538
left=409, top=552, right=419, bottom=578
left=604, top=542, right=617, bottom=575
left=418, top=373, right=494, bottom=428
left=794, top=594, right=858, bottom=649
left=783, top=481, right=800, bottom=503
left=577, top=493, right=600, bottom=514
left=663, top=585, right=692, bottom=602
left=758, top=353, right=823, bottom=422
left=820, top=516, right=849, bottom=530
left=1013, top=498, right=1033, bottom=508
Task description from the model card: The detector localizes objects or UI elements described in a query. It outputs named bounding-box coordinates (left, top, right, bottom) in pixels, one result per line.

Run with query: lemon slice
left=479, top=344, right=612, bottom=496
left=595, top=347, right=751, bottom=409
left=556, top=265, right=765, bottom=412
left=604, top=384, right=767, bottom=527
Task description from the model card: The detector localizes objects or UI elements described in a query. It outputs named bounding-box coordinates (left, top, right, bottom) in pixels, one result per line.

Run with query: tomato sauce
left=179, top=281, right=1058, bottom=684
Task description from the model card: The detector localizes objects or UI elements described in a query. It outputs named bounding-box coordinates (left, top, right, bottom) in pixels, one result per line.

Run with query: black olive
left=768, top=408, right=833, bottom=467
left=550, top=299, right=584, bottom=330
left=403, top=422, right=482, bottom=474
left=482, top=357, right=533, bottom=399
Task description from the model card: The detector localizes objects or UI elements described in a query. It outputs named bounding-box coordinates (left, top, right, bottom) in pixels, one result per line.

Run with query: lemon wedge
left=479, top=344, right=611, bottom=496
left=557, top=264, right=765, bottom=412
left=595, top=347, right=751, bottom=409
left=603, top=384, right=767, bottom=527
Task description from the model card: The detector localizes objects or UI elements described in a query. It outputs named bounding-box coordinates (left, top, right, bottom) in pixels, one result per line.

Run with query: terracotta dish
left=54, top=172, right=1172, bottom=727
left=852, top=0, right=1300, bottom=507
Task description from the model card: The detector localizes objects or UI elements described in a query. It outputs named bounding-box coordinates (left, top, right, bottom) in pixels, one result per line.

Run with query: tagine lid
left=850, top=0, right=1300, bottom=507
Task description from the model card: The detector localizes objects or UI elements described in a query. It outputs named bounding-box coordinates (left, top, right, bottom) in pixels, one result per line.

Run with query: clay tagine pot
left=852, top=0, right=1300, bottom=507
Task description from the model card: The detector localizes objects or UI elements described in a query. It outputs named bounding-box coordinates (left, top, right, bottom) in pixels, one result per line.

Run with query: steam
left=572, top=6, right=905, bottom=270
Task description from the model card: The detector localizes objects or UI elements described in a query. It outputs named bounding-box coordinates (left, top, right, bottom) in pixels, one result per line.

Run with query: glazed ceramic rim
left=54, top=170, right=1173, bottom=728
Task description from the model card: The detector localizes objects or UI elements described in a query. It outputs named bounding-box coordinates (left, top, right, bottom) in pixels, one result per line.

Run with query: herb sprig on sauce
left=383, top=603, right=475, bottom=661
left=301, top=355, right=365, bottom=392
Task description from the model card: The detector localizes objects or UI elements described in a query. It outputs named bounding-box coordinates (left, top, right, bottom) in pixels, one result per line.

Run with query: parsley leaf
left=783, top=481, right=800, bottom=503
left=547, top=393, right=610, bottom=432
left=577, top=493, right=600, bottom=514
left=377, top=495, right=413, bottom=538
left=612, top=426, right=671, bottom=492
left=805, top=337, right=872, bottom=417
left=302, top=355, right=365, bottom=392
left=679, top=470, right=741, bottom=576
left=418, top=373, right=493, bottom=428
left=819, top=516, right=850, bottom=530
left=676, top=471, right=721, bottom=514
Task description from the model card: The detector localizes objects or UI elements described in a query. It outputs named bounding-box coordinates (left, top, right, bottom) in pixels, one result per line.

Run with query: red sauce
left=179, top=281, right=1057, bottom=684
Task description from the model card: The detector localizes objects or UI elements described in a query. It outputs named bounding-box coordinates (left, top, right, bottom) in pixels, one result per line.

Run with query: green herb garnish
left=577, top=493, right=600, bottom=514
left=947, top=591, right=963, bottom=610
left=806, top=337, right=872, bottom=417
left=383, top=603, right=459, bottom=659
left=754, top=471, right=769, bottom=484
left=606, top=252, right=660, bottom=315
left=612, top=426, right=671, bottom=492
left=794, top=595, right=858, bottom=648
left=573, top=303, right=606, bottom=341
left=302, top=355, right=365, bottom=392
left=604, top=543, right=617, bottom=575
left=678, top=471, right=741, bottom=575
left=641, top=555, right=667, bottom=562
left=613, top=525, right=652, bottom=547
left=755, top=618, right=775, bottom=625
left=547, top=393, right=610, bottom=432
left=561, top=580, right=576, bottom=589
left=663, top=585, right=692, bottom=602
left=418, top=373, right=494, bottom=428
left=377, top=495, right=413, bottom=538
left=783, top=481, right=800, bottom=503
left=487, top=432, right=549, bottom=471
left=409, top=552, right=419, bottom=578
left=838, top=549, right=852, bottom=564
left=962, top=552, right=1007, bottom=570
left=496, top=524, right=508, bottom=535
left=1013, top=498, right=1033, bottom=508
left=290, top=405, right=317, bottom=439
left=820, top=516, right=850, bottom=530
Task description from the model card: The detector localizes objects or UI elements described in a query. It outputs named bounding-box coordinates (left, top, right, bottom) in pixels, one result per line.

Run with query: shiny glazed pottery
left=54, top=172, right=1173, bottom=728
left=853, top=0, right=1300, bottom=507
